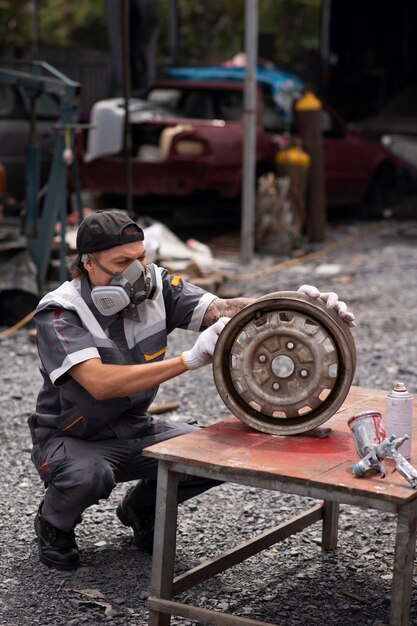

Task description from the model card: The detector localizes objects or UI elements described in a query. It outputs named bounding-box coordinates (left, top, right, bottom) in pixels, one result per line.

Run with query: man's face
left=84, top=241, right=147, bottom=286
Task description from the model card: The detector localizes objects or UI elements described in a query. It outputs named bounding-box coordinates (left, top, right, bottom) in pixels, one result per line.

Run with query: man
left=28, top=209, right=354, bottom=570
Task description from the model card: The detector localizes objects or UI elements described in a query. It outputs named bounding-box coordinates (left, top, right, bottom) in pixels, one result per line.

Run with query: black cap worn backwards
left=72, top=210, right=144, bottom=267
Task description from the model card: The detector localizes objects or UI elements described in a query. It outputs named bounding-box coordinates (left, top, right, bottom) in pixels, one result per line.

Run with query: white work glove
left=297, top=285, right=355, bottom=328
left=181, top=317, right=230, bottom=370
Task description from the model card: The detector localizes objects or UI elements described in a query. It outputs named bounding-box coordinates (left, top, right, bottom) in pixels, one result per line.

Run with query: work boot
left=116, top=487, right=155, bottom=555
left=34, top=504, right=80, bottom=570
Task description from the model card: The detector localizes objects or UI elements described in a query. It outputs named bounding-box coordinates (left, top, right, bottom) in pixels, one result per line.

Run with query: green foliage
left=0, top=0, right=322, bottom=65
left=0, top=0, right=33, bottom=52
left=0, top=0, right=107, bottom=53
left=259, top=0, right=322, bottom=65
left=157, top=0, right=322, bottom=67
left=158, top=0, right=246, bottom=64
left=39, top=0, right=107, bottom=50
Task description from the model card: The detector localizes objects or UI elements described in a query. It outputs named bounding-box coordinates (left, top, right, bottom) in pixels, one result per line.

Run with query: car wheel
left=212, top=290, right=356, bottom=435
left=363, top=163, right=401, bottom=219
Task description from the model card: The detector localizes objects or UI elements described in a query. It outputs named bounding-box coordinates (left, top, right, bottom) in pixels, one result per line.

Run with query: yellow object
left=175, top=139, right=205, bottom=156
left=275, top=145, right=311, bottom=168
left=63, top=127, right=74, bottom=164
left=171, top=275, right=181, bottom=287
left=180, top=352, right=190, bottom=370
left=294, top=91, right=322, bottom=111
left=63, top=415, right=84, bottom=431
left=144, top=347, right=167, bottom=361
left=0, top=309, right=35, bottom=339
left=159, top=124, right=194, bottom=160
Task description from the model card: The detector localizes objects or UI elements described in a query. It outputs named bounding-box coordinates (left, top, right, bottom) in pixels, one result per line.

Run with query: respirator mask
left=84, top=255, right=159, bottom=316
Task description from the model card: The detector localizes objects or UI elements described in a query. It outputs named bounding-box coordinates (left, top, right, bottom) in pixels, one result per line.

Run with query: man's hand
left=297, top=285, right=355, bottom=328
left=181, top=317, right=230, bottom=370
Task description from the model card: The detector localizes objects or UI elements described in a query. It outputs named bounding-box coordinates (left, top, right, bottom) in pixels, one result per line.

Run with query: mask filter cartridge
left=90, top=260, right=159, bottom=316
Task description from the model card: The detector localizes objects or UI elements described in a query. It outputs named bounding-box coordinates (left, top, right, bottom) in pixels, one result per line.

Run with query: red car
left=76, top=77, right=413, bottom=213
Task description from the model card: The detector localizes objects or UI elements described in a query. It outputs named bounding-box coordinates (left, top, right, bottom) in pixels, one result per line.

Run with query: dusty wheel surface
left=212, top=291, right=356, bottom=435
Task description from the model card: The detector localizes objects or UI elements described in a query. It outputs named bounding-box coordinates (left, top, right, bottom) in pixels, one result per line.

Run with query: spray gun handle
left=353, top=454, right=387, bottom=478
left=353, top=459, right=369, bottom=477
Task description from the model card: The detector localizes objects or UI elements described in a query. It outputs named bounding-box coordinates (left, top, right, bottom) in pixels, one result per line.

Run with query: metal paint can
left=348, top=411, right=386, bottom=458
left=385, top=382, right=413, bottom=459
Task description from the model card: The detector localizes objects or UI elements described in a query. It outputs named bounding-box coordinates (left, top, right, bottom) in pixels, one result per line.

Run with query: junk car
left=76, top=67, right=414, bottom=214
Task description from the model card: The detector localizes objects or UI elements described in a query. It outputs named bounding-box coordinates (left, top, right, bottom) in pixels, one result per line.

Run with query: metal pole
left=169, top=0, right=179, bottom=65
left=320, top=0, right=332, bottom=99
left=122, top=0, right=134, bottom=218
left=32, top=0, right=41, bottom=59
left=241, top=0, right=258, bottom=263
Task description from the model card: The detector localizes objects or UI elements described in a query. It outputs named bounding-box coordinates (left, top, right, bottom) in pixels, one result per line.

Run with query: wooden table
left=143, top=386, right=417, bottom=626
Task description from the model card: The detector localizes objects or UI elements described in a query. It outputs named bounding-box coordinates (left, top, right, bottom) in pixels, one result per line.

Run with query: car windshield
left=147, top=88, right=182, bottom=114
left=148, top=85, right=289, bottom=130
left=148, top=87, right=244, bottom=120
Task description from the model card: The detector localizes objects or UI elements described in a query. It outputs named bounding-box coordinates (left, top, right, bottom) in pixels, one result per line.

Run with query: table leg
left=321, top=501, right=339, bottom=551
left=148, top=461, right=179, bottom=626
left=389, top=502, right=417, bottom=626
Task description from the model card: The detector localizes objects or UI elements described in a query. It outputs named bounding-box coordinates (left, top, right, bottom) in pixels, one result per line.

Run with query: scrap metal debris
left=341, top=590, right=370, bottom=605
left=66, top=588, right=126, bottom=618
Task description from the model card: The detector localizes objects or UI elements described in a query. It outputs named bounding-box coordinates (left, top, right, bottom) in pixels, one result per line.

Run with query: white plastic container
left=385, top=382, right=413, bottom=459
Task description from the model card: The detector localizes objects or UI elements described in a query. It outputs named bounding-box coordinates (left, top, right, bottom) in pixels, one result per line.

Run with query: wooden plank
left=148, top=597, right=279, bottom=626
left=321, top=500, right=339, bottom=551
left=162, top=460, right=405, bottom=510
left=389, top=500, right=417, bottom=625
left=173, top=503, right=323, bottom=595
left=148, top=463, right=179, bottom=626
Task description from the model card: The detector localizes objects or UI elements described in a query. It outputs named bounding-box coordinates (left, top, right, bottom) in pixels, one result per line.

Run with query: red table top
left=143, top=386, right=417, bottom=505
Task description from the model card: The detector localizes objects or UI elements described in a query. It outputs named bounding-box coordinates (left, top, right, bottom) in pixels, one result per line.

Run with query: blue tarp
left=167, top=66, right=305, bottom=116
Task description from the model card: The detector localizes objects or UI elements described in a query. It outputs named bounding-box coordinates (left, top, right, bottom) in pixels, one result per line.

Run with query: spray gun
left=353, top=434, right=417, bottom=489
left=348, top=411, right=417, bottom=489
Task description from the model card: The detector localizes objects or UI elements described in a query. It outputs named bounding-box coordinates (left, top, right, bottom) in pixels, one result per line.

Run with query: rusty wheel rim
left=213, top=291, right=356, bottom=435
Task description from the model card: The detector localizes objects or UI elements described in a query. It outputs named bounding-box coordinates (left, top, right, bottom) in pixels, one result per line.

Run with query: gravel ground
left=1, top=217, right=417, bottom=626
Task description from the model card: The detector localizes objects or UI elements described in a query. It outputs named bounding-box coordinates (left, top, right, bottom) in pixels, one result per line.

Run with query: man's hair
left=69, top=224, right=141, bottom=280
left=70, top=264, right=84, bottom=279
